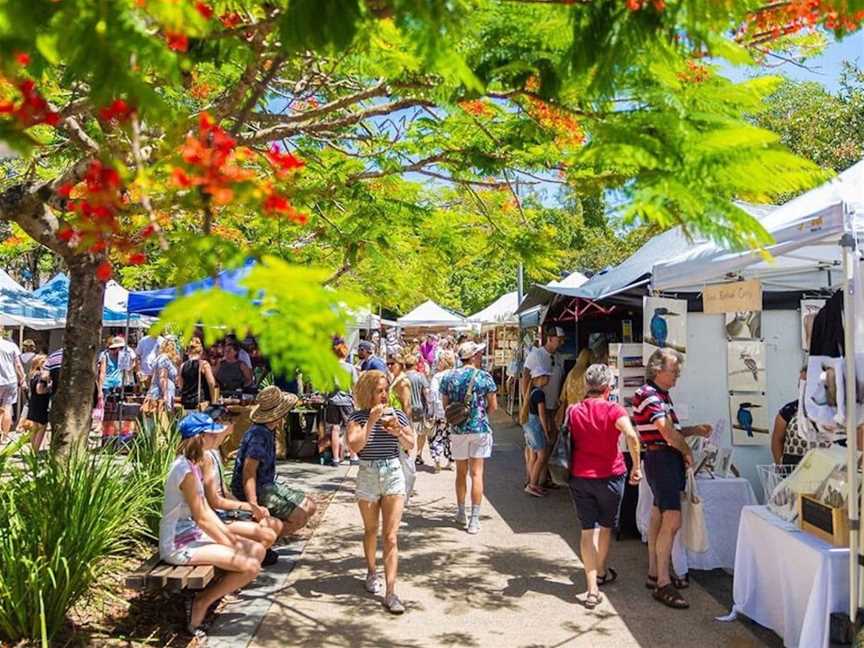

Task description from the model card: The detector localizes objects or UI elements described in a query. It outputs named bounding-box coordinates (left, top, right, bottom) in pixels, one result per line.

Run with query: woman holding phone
left=346, top=369, right=416, bottom=615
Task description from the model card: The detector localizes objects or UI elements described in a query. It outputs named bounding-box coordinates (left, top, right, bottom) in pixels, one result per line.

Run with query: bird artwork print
left=650, top=307, right=678, bottom=349
left=740, top=352, right=759, bottom=383
left=735, top=401, right=762, bottom=437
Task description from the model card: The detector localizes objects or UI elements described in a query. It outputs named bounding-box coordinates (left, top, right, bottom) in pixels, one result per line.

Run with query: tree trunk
left=50, top=259, right=105, bottom=453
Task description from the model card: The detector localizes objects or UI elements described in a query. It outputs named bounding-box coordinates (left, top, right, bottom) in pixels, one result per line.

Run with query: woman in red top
left=567, top=364, right=641, bottom=609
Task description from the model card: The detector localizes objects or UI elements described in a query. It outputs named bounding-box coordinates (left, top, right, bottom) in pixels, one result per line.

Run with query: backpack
left=444, top=369, right=478, bottom=426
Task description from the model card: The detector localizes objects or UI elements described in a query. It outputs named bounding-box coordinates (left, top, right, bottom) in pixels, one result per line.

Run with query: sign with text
left=703, top=280, right=762, bottom=314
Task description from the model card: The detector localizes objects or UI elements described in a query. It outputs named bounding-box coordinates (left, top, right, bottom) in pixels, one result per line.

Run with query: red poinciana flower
left=98, top=98, right=135, bottom=124
left=128, top=252, right=147, bottom=265
left=14, top=52, right=30, bottom=66
left=195, top=2, right=214, bottom=19
left=166, top=32, right=189, bottom=52
left=220, top=12, right=242, bottom=28
left=267, top=145, right=305, bottom=175
left=0, top=79, right=60, bottom=127
left=96, top=261, right=113, bottom=282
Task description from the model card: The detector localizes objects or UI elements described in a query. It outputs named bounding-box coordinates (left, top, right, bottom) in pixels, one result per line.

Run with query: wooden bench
left=126, top=553, right=220, bottom=591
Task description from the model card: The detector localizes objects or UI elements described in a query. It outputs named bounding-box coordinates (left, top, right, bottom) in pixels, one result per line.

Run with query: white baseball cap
left=458, top=341, right=486, bottom=360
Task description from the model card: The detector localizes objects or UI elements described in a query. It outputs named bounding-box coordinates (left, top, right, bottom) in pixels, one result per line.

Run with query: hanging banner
left=703, top=279, right=762, bottom=314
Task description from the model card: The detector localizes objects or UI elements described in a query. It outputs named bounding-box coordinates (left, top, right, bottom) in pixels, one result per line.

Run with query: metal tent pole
left=841, top=231, right=860, bottom=623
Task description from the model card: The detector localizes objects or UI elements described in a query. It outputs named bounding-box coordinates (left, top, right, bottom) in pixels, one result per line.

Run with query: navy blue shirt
left=361, top=356, right=387, bottom=373
left=231, top=423, right=275, bottom=500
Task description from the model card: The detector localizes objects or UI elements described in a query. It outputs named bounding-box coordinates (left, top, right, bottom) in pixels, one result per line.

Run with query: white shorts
left=450, top=433, right=493, bottom=461
left=0, top=384, right=17, bottom=407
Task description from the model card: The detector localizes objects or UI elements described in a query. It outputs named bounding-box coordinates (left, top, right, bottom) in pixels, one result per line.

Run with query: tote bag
left=548, top=405, right=573, bottom=486
left=399, top=448, right=416, bottom=506
left=681, top=468, right=709, bottom=553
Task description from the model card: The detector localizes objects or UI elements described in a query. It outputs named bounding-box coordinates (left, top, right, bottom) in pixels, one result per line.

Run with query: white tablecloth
left=636, top=474, right=757, bottom=573
left=730, top=505, right=849, bottom=648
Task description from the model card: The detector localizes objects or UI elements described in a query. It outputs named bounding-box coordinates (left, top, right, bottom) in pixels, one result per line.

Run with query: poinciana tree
left=0, top=0, right=861, bottom=450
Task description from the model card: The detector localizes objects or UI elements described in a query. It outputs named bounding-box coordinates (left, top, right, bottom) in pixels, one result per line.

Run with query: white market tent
left=468, top=291, right=519, bottom=326
left=397, top=300, right=465, bottom=328
left=649, top=160, right=864, bottom=624
left=517, top=270, right=590, bottom=313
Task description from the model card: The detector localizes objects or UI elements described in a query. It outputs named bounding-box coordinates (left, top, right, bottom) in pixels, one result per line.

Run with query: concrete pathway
left=237, top=411, right=776, bottom=648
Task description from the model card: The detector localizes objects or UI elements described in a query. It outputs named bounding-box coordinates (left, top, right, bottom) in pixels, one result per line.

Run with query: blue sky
left=725, top=31, right=863, bottom=91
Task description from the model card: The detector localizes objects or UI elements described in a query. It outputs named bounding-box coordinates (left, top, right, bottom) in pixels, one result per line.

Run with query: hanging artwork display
left=642, top=296, right=687, bottom=365
left=728, top=340, right=767, bottom=392
left=729, top=392, right=770, bottom=446
left=800, top=299, right=826, bottom=351
left=725, top=311, right=761, bottom=340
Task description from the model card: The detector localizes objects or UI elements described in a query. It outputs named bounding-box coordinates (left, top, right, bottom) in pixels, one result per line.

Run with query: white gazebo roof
left=468, top=291, right=519, bottom=325
left=397, top=300, right=465, bottom=327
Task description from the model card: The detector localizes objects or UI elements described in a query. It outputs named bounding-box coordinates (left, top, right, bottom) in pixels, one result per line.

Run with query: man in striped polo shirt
left=633, top=348, right=711, bottom=610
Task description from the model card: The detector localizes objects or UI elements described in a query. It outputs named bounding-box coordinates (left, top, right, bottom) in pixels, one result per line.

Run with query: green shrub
left=127, top=418, right=180, bottom=542
left=0, top=447, right=150, bottom=643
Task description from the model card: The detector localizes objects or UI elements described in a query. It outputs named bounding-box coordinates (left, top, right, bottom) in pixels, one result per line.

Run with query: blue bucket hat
left=178, top=412, right=226, bottom=440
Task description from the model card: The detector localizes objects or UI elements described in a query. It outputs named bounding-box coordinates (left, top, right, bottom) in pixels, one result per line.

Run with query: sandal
left=672, top=573, right=690, bottom=590
left=652, top=584, right=689, bottom=609
left=597, top=567, right=617, bottom=586
left=584, top=591, right=603, bottom=609
left=185, top=597, right=209, bottom=642
left=645, top=574, right=658, bottom=590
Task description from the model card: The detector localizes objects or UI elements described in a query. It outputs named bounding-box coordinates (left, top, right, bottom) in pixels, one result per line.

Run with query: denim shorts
left=523, top=413, right=546, bottom=451
left=644, top=447, right=686, bottom=512
left=356, top=457, right=406, bottom=502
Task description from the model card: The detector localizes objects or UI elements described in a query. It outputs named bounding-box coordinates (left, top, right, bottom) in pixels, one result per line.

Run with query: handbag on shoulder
left=444, top=369, right=479, bottom=426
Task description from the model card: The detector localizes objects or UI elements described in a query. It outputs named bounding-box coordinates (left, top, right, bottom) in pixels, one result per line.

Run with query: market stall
left=32, top=273, right=152, bottom=328
left=396, top=299, right=466, bottom=337
left=650, top=160, right=864, bottom=645
left=469, top=291, right=519, bottom=385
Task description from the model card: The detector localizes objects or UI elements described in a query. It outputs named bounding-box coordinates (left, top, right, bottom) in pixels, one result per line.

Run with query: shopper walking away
left=404, top=355, right=430, bottom=465
left=428, top=351, right=456, bottom=472
left=567, top=364, right=641, bottom=609
left=634, top=349, right=711, bottom=610
left=346, top=370, right=416, bottom=614
left=440, top=341, right=497, bottom=534
left=323, top=337, right=359, bottom=466
left=178, top=337, right=217, bottom=414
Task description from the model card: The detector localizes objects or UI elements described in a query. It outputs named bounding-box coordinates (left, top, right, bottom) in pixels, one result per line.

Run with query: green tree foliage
left=752, top=65, right=864, bottom=176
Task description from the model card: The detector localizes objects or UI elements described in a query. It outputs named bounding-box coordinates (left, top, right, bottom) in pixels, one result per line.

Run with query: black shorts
left=324, top=403, right=353, bottom=427
left=569, top=474, right=626, bottom=529
left=644, top=447, right=686, bottom=512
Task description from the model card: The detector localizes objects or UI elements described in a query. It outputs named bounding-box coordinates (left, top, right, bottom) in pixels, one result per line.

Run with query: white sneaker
left=467, top=517, right=480, bottom=535
left=455, top=509, right=467, bottom=526
left=384, top=592, right=405, bottom=614
left=365, top=572, right=382, bottom=595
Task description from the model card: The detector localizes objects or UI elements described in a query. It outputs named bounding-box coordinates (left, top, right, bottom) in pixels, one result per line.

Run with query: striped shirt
left=631, top=380, right=679, bottom=446
left=349, top=408, right=409, bottom=460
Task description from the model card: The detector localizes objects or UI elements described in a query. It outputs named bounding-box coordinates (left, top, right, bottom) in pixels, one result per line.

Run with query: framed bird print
left=642, top=297, right=687, bottom=365
left=727, top=340, right=767, bottom=391
left=725, top=311, right=762, bottom=340
left=729, top=392, right=770, bottom=446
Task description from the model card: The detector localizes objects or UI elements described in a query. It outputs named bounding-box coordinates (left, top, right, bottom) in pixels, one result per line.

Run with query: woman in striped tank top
left=347, top=370, right=416, bottom=615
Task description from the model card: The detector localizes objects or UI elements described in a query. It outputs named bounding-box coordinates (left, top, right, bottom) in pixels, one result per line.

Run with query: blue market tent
left=0, top=269, right=62, bottom=330
left=127, top=260, right=254, bottom=316
left=32, top=273, right=149, bottom=327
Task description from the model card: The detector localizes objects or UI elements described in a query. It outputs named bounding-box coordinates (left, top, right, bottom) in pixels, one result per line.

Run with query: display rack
left=609, top=342, right=644, bottom=413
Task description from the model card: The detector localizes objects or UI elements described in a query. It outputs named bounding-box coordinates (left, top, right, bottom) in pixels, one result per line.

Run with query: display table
left=726, top=505, right=849, bottom=648
left=636, top=473, right=757, bottom=573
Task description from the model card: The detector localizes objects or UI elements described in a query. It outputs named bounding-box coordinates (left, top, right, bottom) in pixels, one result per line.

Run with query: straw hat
left=108, top=336, right=126, bottom=350
left=250, top=385, right=299, bottom=423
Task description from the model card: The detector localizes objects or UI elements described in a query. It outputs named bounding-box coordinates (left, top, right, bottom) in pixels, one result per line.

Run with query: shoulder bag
left=444, top=370, right=478, bottom=426
left=548, top=404, right=573, bottom=486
